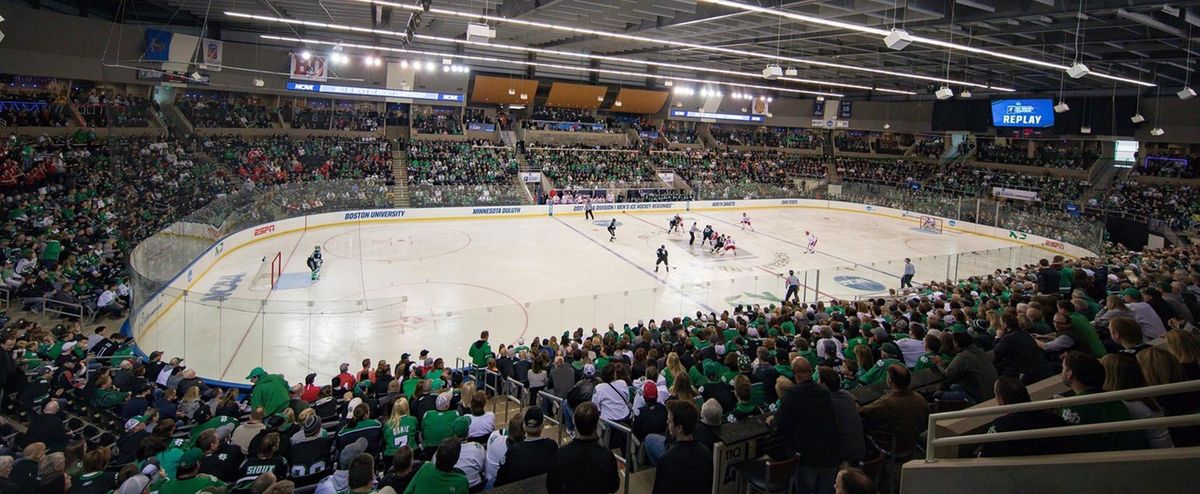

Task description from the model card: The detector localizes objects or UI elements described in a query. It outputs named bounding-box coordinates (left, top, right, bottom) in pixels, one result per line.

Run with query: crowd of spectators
left=1, top=91, right=72, bottom=127
left=385, top=104, right=409, bottom=127
left=976, top=141, right=1099, bottom=170
left=292, top=106, right=382, bottom=132
left=660, top=121, right=698, bottom=144
left=911, top=137, right=945, bottom=159
left=1135, top=155, right=1199, bottom=179
left=413, top=107, right=463, bottom=135
left=1098, top=181, right=1200, bottom=231
left=6, top=126, right=1200, bottom=494
left=835, top=133, right=871, bottom=153
left=177, top=94, right=273, bottom=129
left=709, top=125, right=824, bottom=150
left=874, top=135, right=913, bottom=156
left=529, top=147, right=656, bottom=187
left=663, top=150, right=827, bottom=187
left=531, top=107, right=595, bottom=123
left=406, top=141, right=517, bottom=186
left=202, top=135, right=393, bottom=186
left=836, top=158, right=1090, bottom=205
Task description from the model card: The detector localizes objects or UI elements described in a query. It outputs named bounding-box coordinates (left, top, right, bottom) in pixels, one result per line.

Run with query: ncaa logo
left=833, top=275, right=886, bottom=292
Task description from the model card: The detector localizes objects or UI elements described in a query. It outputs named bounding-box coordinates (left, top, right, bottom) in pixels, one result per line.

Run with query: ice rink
left=134, top=206, right=1043, bottom=383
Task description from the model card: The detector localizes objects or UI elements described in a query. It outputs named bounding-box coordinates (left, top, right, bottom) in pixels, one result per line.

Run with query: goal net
left=919, top=215, right=944, bottom=234
left=250, top=251, right=283, bottom=290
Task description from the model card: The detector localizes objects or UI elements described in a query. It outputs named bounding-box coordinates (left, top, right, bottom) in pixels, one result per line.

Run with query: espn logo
left=254, top=225, right=276, bottom=236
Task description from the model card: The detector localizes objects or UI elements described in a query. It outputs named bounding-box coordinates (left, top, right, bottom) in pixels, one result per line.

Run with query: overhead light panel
left=691, top=0, right=1153, bottom=87
left=260, top=34, right=847, bottom=98
left=935, top=86, right=954, bottom=100
left=1054, top=101, right=1070, bottom=113
left=784, top=67, right=798, bottom=76
left=1178, top=87, right=1196, bottom=100
left=1080, top=125, right=1092, bottom=134
left=883, top=28, right=913, bottom=50
left=1150, top=127, right=1165, bottom=136
left=1130, top=113, right=1145, bottom=123
left=1066, top=62, right=1090, bottom=79
left=959, top=89, right=972, bottom=98
left=883, top=123, right=891, bottom=130
left=762, top=64, right=783, bottom=79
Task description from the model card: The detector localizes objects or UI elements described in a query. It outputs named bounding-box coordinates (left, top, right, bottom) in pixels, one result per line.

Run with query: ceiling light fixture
left=229, top=10, right=897, bottom=93
left=281, top=3, right=999, bottom=91
left=258, top=34, right=847, bottom=97
left=695, top=0, right=1154, bottom=87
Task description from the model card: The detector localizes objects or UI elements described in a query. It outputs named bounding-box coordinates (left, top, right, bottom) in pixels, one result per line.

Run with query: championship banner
left=992, top=187, right=1038, bottom=201
left=752, top=98, right=769, bottom=116
left=202, top=39, right=223, bottom=70
left=143, top=28, right=200, bottom=73
left=290, top=53, right=329, bottom=81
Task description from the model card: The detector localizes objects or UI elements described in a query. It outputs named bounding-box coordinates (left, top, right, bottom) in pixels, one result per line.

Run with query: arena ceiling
left=33, top=0, right=1200, bottom=97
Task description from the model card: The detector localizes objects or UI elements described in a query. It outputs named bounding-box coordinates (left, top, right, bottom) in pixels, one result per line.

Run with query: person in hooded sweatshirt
left=469, top=331, right=493, bottom=368
left=315, top=437, right=369, bottom=494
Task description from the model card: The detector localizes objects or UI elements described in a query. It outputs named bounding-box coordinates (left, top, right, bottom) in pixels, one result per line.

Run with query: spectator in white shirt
left=95, top=284, right=125, bottom=318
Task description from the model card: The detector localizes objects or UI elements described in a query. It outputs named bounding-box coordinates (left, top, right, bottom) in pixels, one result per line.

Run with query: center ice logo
left=833, top=275, right=886, bottom=292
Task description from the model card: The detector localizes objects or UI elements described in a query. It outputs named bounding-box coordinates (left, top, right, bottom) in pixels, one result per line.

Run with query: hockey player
left=805, top=231, right=818, bottom=254
left=702, top=225, right=714, bottom=245
left=655, top=245, right=670, bottom=272
left=608, top=219, right=618, bottom=242
left=722, top=236, right=737, bottom=256
left=307, top=246, right=323, bottom=280
left=740, top=213, right=753, bottom=231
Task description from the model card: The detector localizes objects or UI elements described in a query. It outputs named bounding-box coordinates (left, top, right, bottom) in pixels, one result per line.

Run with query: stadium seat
left=735, top=453, right=800, bottom=494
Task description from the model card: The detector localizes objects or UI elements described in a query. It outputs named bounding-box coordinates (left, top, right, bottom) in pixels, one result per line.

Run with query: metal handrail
left=504, top=377, right=528, bottom=422
left=600, top=417, right=637, bottom=494
left=538, top=390, right=567, bottom=444
left=925, top=379, right=1200, bottom=462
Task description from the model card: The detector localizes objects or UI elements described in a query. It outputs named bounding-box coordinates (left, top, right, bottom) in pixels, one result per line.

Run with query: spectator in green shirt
left=1058, top=351, right=1147, bottom=452
left=420, top=392, right=459, bottom=458
left=404, top=438, right=469, bottom=494
left=158, top=448, right=227, bottom=494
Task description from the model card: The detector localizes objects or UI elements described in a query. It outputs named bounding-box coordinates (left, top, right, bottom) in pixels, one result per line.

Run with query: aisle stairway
left=392, top=150, right=410, bottom=207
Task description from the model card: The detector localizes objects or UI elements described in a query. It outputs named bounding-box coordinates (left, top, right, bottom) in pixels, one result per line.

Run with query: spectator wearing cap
left=300, top=373, right=321, bottom=403
left=484, top=414, right=525, bottom=489
left=25, top=400, right=69, bottom=453
left=564, top=364, right=599, bottom=435
left=857, top=343, right=904, bottom=386
left=546, top=401, right=618, bottom=494
left=337, top=363, right=356, bottom=391
left=449, top=415, right=486, bottom=490
left=337, top=402, right=382, bottom=454
left=632, top=381, right=668, bottom=441
left=247, top=367, right=291, bottom=417
left=651, top=400, right=711, bottom=494
left=158, top=448, right=227, bottom=494
left=1121, top=287, right=1168, bottom=340
left=197, top=428, right=245, bottom=484
left=494, top=407, right=558, bottom=487
left=315, top=437, right=369, bottom=494
left=420, top=392, right=459, bottom=458
left=114, top=415, right=149, bottom=465
left=404, top=439, right=469, bottom=494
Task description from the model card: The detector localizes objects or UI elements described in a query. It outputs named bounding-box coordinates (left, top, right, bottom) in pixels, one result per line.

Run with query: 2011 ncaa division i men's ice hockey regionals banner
left=991, top=99, right=1055, bottom=128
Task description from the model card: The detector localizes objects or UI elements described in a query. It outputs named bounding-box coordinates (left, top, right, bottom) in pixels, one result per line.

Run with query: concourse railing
left=924, top=379, right=1200, bottom=462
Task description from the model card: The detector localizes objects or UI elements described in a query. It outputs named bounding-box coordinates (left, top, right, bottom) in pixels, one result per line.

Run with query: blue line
left=552, top=216, right=717, bottom=313
left=693, top=212, right=904, bottom=280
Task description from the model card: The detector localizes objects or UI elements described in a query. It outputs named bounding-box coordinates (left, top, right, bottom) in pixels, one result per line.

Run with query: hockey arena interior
left=2, top=0, right=1200, bottom=493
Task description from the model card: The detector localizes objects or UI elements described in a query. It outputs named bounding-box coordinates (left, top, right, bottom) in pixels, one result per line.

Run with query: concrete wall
left=901, top=447, right=1200, bottom=494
